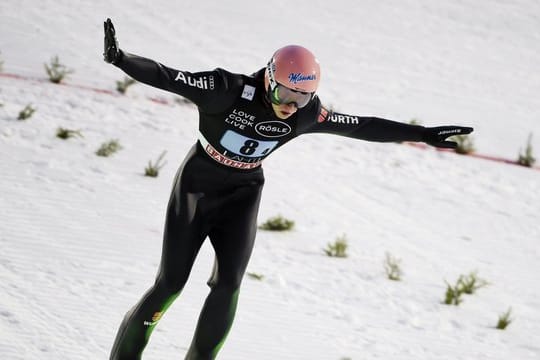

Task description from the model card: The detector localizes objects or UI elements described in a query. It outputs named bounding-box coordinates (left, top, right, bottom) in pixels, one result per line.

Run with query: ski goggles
left=268, top=84, right=313, bottom=109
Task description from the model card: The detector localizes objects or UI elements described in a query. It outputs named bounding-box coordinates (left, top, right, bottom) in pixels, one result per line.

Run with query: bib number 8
left=220, top=130, right=278, bottom=158
left=240, top=140, right=259, bottom=155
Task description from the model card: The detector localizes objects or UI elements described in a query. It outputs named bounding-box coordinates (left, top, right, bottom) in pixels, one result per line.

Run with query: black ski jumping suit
left=109, top=52, right=431, bottom=360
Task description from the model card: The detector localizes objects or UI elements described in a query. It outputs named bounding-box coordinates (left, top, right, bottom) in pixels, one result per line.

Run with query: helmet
left=266, top=45, right=321, bottom=93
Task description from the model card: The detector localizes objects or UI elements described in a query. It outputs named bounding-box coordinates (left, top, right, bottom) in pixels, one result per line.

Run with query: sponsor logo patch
left=224, top=108, right=256, bottom=130
left=288, top=73, right=317, bottom=84
left=318, top=106, right=329, bottom=123
left=143, top=311, right=164, bottom=327
left=205, top=143, right=262, bottom=169
left=437, top=129, right=462, bottom=136
left=175, top=71, right=215, bottom=90
left=329, top=113, right=359, bottom=125
left=255, top=121, right=292, bottom=138
left=241, top=85, right=256, bottom=101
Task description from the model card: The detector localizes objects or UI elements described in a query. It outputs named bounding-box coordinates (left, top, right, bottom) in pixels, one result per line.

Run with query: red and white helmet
left=266, top=45, right=321, bottom=93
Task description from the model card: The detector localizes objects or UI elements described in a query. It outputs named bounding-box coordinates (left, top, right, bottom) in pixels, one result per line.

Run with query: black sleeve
left=114, top=51, right=239, bottom=112
left=297, top=100, right=425, bottom=143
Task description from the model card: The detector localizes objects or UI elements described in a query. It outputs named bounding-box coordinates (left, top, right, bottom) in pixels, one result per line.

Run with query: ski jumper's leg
left=110, top=152, right=210, bottom=360
left=185, top=179, right=264, bottom=360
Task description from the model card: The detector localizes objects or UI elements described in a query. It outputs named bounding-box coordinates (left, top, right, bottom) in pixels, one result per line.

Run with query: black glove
left=422, top=126, right=474, bottom=149
left=103, top=18, right=122, bottom=64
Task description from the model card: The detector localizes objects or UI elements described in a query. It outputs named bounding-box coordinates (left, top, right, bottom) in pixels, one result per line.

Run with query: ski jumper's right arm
left=103, top=18, right=238, bottom=111
left=114, top=52, right=239, bottom=111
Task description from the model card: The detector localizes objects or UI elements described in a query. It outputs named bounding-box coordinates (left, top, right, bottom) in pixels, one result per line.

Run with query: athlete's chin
left=271, top=103, right=297, bottom=119
left=276, top=110, right=294, bottom=119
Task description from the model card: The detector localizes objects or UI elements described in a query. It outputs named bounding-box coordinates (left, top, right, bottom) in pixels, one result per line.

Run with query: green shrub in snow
left=258, top=215, right=295, bottom=231
left=324, top=234, right=348, bottom=258
left=18, top=104, right=36, bottom=120
left=56, top=127, right=83, bottom=140
left=457, top=271, right=489, bottom=295
left=443, top=271, right=488, bottom=305
left=96, top=139, right=122, bottom=157
left=145, top=151, right=167, bottom=177
left=444, top=279, right=464, bottom=306
left=496, top=307, right=513, bottom=330
left=44, top=55, right=74, bottom=84
left=116, top=76, right=137, bottom=94
left=518, top=133, right=536, bottom=167
left=384, top=252, right=403, bottom=281
left=246, top=272, right=264, bottom=281
left=451, top=134, right=475, bottom=155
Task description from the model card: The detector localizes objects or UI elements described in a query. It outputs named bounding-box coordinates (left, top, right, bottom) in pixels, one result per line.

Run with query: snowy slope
left=1, top=1, right=540, bottom=359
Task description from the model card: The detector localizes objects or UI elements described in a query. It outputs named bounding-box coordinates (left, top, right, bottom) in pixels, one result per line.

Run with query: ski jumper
left=109, top=52, right=427, bottom=360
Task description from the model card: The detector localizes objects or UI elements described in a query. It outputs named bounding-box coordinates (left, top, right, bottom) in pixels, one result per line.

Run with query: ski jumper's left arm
left=298, top=100, right=473, bottom=149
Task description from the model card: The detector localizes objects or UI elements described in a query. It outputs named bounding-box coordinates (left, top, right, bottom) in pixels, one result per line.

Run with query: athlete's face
left=271, top=102, right=298, bottom=119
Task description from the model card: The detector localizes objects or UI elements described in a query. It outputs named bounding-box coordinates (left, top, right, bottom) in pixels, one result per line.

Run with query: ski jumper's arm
left=113, top=51, right=239, bottom=111
left=297, top=100, right=473, bottom=148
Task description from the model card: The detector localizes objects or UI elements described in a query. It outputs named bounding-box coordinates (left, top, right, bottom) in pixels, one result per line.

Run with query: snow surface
left=1, top=1, right=540, bottom=359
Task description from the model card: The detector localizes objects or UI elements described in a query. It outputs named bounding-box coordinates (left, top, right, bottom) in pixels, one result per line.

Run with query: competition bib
left=220, top=130, right=278, bottom=158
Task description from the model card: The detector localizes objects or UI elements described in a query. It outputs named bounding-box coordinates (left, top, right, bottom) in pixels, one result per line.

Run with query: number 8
left=240, top=140, right=259, bottom=155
